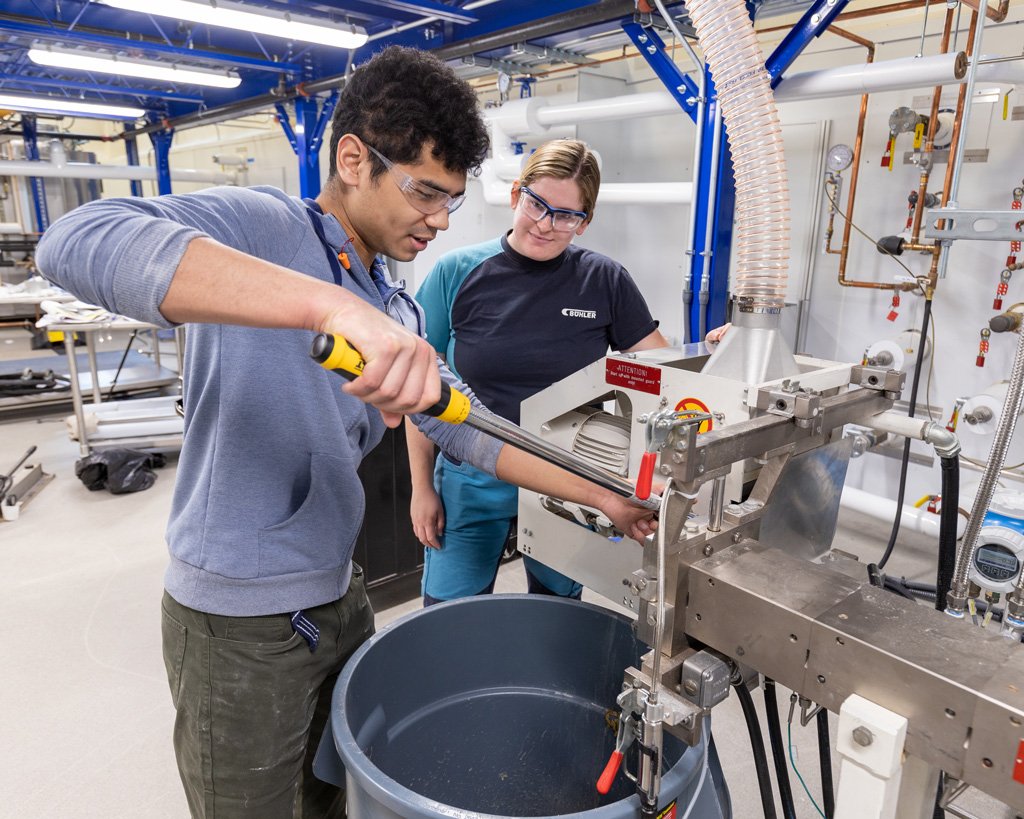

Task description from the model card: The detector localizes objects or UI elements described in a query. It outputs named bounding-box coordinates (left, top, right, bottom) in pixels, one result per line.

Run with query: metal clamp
left=850, top=364, right=906, bottom=398
left=925, top=208, right=1024, bottom=242
left=754, top=379, right=821, bottom=428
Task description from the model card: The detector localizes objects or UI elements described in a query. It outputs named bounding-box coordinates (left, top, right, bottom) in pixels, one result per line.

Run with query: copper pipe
left=825, top=26, right=874, bottom=256
left=828, top=24, right=874, bottom=49
left=959, top=0, right=1010, bottom=23
left=910, top=5, right=956, bottom=243
left=925, top=9, right=979, bottom=292
left=836, top=44, right=913, bottom=292
left=758, top=1, right=932, bottom=35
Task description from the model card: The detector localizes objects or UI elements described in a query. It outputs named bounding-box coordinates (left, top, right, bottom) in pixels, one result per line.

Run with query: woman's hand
left=410, top=485, right=446, bottom=549
left=705, top=322, right=731, bottom=345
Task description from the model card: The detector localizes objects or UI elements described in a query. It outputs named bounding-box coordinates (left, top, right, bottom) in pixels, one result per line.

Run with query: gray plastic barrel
left=323, top=595, right=731, bottom=819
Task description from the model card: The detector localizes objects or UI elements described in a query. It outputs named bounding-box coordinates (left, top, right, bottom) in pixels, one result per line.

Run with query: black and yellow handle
left=310, top=332, right=471, bottom=424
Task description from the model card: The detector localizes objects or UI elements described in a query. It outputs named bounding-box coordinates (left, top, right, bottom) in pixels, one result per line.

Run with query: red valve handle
left=636, top=451, right=657, bottom=500
left=597, top=751, right=624, bottom=794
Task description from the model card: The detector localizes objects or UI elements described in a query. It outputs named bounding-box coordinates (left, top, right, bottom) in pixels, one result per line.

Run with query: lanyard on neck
left=304, top=200, right=353, bottom=287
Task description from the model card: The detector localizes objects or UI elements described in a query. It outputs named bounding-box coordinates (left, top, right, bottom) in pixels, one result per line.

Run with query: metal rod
left=463, top=407, right=654, bottom=505
left=917, top=0, right=933, bottom=58
left=708, top=475, right=727, bottom=532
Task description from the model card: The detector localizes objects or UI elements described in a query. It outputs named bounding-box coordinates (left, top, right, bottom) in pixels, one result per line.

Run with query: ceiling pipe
left=0, top=141, right=235, bottom=184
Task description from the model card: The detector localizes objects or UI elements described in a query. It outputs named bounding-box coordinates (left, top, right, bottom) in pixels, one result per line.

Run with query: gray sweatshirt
left=36, top=185, right=503, bottom=616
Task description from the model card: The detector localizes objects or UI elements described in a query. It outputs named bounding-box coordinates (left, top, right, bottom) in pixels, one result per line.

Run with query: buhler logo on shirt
left=561, top=308, right=597, bottom=319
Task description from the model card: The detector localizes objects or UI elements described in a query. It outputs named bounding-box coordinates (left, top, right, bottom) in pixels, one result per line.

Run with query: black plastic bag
left=75, top=448, right=167, bottom=494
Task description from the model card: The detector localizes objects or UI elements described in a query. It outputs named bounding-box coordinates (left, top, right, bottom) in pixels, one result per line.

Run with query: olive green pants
left=160, top=567, right=374, bottom=818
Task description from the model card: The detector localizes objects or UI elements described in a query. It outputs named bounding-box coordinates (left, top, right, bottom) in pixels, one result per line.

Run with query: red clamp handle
left=636, top=451, right=657, bottom=500
left=597, top=750, right=624, bottom=794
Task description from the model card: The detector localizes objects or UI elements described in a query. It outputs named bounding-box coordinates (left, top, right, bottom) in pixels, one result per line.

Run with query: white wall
left=77, top=6, right=1024, bottom=504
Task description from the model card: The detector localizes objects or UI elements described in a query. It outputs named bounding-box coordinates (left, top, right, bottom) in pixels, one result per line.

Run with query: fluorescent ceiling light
left=29, top=47, right=241, bottom=89
left=99, top=0, right=369, bottom=49
left=0, top=93, right=145, bottom=120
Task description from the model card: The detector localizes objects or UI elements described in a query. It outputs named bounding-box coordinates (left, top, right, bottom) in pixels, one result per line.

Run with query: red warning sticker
left=674, top=397, right=714, bottom=433
left=606, top=358, right=661, bottom=395
left=1014, top=739, right=1024, bottom=785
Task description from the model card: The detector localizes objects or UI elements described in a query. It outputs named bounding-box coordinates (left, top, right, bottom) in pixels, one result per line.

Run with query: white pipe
left=841, top=486, right=966, bottom=542
left=776, top=52, right=965, bottom=101
left=0, top=222, right=24, bottom=234
left=0, top=157, right=235, bottom=184
left=483, top=52, right=1023, bottom=141
left=534, top=91, right=680, bottom=126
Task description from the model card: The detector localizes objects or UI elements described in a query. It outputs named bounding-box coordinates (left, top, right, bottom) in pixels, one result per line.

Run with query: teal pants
left=421, top=456, right=582, bottom=601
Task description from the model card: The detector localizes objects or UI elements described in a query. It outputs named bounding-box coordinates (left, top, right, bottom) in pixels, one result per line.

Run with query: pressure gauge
left=826, top=144, right=853, bottom=172
left=497, top=72, right=511, bottom=94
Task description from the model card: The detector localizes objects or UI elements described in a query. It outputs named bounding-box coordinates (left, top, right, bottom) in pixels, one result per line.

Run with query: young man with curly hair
left=36, top=46, right=656, bottom=819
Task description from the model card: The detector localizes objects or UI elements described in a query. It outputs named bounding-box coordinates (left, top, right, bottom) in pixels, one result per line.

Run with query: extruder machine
left=516, top=318, right=1024, bottom=819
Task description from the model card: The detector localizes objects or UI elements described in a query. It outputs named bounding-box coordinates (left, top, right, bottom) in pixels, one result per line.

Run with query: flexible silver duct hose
left=948, top=325, right=1024, bottom=613
left=685, top=0, right=790, bottom=311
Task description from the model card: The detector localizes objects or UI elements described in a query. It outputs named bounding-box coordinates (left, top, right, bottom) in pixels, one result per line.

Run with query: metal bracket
left=850, top=365, right=906, bottom=398
left=755, top=379, right=822, bottom=428
left=925, top=208, right=1024, bottom=242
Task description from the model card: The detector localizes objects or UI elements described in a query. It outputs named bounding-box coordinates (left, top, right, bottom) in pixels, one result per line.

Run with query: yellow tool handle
left=310, top=332, right=471, bottom=424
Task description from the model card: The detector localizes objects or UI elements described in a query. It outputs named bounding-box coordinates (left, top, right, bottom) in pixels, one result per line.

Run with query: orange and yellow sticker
left=674, top=397, right=713, bottom=433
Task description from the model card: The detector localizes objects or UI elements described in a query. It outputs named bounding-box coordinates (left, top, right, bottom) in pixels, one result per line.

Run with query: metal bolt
left=698, top=465, right=705, bottom=474
left=684, top=679, right=699, bottom=696
left=660, top=465, right=672, bottom=475
left=811, top=13, right=821, bottom=24
left=672, top=452, right=685, bottom=463
left=675, top=440, right=688, bottom=451
left=852, top=726, right=874, bottom=747
left=732, top=533, right=743, bottom=543
left=703, top=544, right=714, bottom=556
left=685, top=521, right=700, bottom=534
left=647, top=45, right=657, bottom=54
left=648, top=612, right=658, bottom=625
left=638, top=33, right=648, bottom=43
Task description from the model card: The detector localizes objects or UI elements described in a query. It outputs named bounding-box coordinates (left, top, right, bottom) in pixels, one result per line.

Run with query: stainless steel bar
left=463, top=407, right=657, bottom=506
left=708, top=474, right=726, bottom=532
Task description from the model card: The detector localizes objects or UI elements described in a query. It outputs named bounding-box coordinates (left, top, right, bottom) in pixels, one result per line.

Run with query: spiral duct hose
left=686, top=0, right=790, bottom=311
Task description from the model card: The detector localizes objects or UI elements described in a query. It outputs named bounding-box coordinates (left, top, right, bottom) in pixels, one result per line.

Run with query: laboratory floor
left=0, top=323, right=1016, bottom=819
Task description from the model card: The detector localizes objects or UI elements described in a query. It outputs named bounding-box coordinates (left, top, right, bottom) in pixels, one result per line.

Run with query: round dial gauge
left=497, top=72, right=511, bottom=93
left=827, top=144, right=854, bottom=172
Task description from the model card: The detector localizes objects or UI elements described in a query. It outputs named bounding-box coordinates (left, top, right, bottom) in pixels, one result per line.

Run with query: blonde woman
left=406, top=139, right=668, bottom=605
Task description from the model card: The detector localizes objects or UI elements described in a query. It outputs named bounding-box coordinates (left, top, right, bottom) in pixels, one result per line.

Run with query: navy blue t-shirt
left=416, top=233, right=657, bottom=425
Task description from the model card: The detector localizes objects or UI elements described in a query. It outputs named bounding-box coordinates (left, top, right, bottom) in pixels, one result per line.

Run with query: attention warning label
left=606, top=359, right=661, bottom=395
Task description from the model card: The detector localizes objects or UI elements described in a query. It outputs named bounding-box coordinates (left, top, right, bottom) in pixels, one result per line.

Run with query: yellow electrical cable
left=913, top=496, right=932, bottom=508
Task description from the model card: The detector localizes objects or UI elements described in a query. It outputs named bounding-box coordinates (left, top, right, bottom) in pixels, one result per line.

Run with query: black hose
left=935, top=455, right=960, bottom=612
left=877, top=297, right=933, bottom=571
left=816, top=709, right=835, bottom=819
left=734, top=680, right=778, bottom=819
left=763, top=679, right=797, bottom=819
left=900, top=577, right=937, bottom=592
left=883, top=577, right=919, bottom=601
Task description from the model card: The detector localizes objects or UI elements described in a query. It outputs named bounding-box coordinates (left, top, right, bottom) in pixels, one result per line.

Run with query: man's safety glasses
left=365, top=144, right=466, bottom=215
left=517, top=186, right=588, bottom=232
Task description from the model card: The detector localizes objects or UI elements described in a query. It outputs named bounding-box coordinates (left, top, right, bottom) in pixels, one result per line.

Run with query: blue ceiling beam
left=0, top=72, right=201, bottom=103
left=0, top=19, right=302, bottom=74
left=765, top=0, right=852, bottom=87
